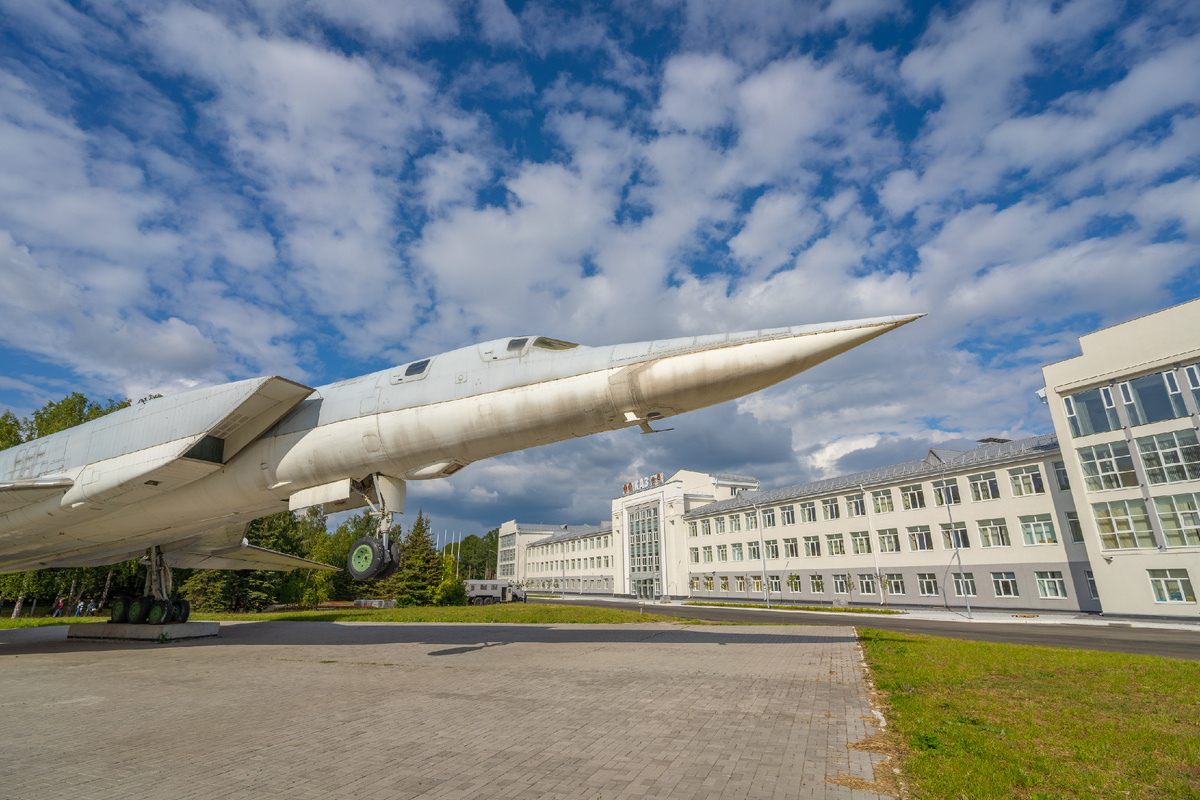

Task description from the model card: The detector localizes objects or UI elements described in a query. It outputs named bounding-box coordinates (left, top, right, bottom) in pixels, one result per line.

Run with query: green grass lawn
left=0, top=616, right=108, bottom=629
left=192, top=603, right=675, bottom=624
left=683, top=600, right=903, bottom=614
left=858, top=628, right=1200, bottom=799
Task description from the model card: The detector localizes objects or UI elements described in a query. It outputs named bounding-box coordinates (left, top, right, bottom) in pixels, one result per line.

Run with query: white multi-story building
left=1042, top=298, right=1200, bottom=617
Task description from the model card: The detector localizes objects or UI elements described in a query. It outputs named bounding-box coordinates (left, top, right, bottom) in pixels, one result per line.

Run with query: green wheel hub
left=147, top=603, right=165, bottom=625
left=351, top=544, right=376, bottom=573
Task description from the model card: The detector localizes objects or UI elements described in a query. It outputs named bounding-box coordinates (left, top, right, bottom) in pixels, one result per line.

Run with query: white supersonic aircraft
left=0, top=314, right=921, bottom=624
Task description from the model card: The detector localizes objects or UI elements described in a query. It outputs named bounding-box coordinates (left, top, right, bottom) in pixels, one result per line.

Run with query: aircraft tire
left=175, top=599, right=191, bottom=623
left=348, top=537, right=385, bottom=581
left=376, top=541, right=402, bottom=581
left=147, top=598, right=174, bottom=625
left=127, top=595, right=153, bottom=624
left=110, top=595, right=132, bottom=624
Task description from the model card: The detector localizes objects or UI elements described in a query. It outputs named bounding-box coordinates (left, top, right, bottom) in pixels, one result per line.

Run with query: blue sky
left=2, top=0, right=1198, bottom=538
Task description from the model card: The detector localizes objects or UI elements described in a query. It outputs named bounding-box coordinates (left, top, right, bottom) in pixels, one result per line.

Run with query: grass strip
left=0, top=617, right=108, bottom=629
left=858, top=627, right=1200, bottom=799
left=191, top=603, right=675, bottom=624
left=683, top=601, right=903, bottom=614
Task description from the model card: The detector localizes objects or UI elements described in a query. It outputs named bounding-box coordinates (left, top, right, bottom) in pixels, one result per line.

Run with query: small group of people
left=50, top=598, right=98, bottom=617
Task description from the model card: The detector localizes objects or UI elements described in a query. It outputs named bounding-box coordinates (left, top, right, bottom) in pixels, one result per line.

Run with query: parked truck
left=466, top=580, right=526, bottom=605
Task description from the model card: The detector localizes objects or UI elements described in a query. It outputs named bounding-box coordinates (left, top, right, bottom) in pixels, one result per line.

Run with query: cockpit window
left=404, top=359, right=431, bottom=377
left=506, top=337, right=529, bottom=352
left=533, top=337, right=579, bottom=350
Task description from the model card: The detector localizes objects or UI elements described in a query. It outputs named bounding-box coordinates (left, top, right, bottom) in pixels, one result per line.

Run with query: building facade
left=1042, top=298, right=1200, bottom=617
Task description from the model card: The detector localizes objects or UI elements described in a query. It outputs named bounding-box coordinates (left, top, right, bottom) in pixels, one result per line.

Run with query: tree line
left=0, top=393, right=499, bottom=616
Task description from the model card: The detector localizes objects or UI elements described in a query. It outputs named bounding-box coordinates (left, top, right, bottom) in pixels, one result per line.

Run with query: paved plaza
left=0, top=622, right=892, bottom=800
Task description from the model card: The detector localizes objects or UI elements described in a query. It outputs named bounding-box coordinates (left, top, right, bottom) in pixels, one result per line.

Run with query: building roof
left=519, top=521, right=614, bottom=546
left=712, top=473, right=759, bottom=484
left=683, top=433, right=1061, bottom=518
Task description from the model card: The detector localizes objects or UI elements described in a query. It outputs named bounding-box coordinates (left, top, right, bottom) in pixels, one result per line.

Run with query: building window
left=810, top=574, right=825, bottom=593
left=701, top=519, right=711, bottom=536
left=729, top=514, right=741, bottom=532
left=716, top=545, right=728, bottom=562
left=604, top=556, right=610, bottom=568
left=1149, top=569, right=1196, bottom=603
left=736, top=575, right=746, bottom=592
left=953, top=572, right=977, bottom=597
left=1077, top=441, right=1138, bottom=491
left=765, top=540, right=779, bottom=559
left=933, top=479, right=961, bottom=506
left=1066, top=512, right=1084, bottom=543
left=720, top=576, right=729, bottom=592
left=1120, top=370, right=1189, bottom=426
left=784, top=538, right=799, bottom=557
left=1188, top=364, right=1200, bottom=407
left=745, top=511, right=758, bottom=529
left=885, top=573, right=905, bottom=595
left=715, top=517, right=726, bottom=534
left=908, top=526, right=934, bottom=551
left=901, top=484, right=926, bottom=510
left=752, top=576, right=763, bottom=593
left=704, top=575, right=715, bottom=591
left=690, top=576, right=700, bottom=591
left=1093, top=500, right=1157, bottom=549
left=731, top=542, right=744, bottom=561
left=803, top=536, right=821, bottom=557
left=1137, top=430, right=1200, bottom=485
left=702, top=546, right=713, bottom=563
left=1052, top=461, right=1070, bottom=491
left=1064, top=387, right=1120, bottom=437
left=826, top=533, right=846, bottom=556
left=781, top=505, right=795, bottom=525
left=768, top=575, right=781, bottom=593
left=786, top=574, right=801, bottom=592
left=992, top=572, right=1019, bottom=597
left=1085, top=571, right=1099, bottom=599
left=969, top=472, right=1000, bottom=502
left=1035, top=571, right=1068, bottom=599
left=822, top=498, right=840, bottom=520
left=799, top=502, right=816, bottom=523
left=1020, top=514, right=1058, bottom=545
left=918, top=573, right=938, bottom=596
left=1152, top=493, right=1200, bottom=547
left=833, top=574, right=850, bottom=594
left=1009, top=466, right=1045, bottom=497
left=688, top=522, right=697, bottom=537
left=847, top=494, right=866, bottom=517
left=858, top=573, right=877, bottom=595
left=878, top=529, right=901, bottom=553
left=977, top=518, right=1011, bottom=548
left=747, top=541, right=761, bottom=560
left=762, top=508, right=776, bottom=528
left=873, top=489, right=894, bottom=514
left=941, top=522, right=970, bottom=549
left=850, top=531, right=872, bottom=554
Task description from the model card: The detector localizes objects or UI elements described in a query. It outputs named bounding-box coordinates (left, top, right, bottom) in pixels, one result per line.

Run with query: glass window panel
left=1153, top=493, right=1200, bottom=547
left=1137, top=430, right=1200, bottom=485
left=1064, top=387, right=1120, bottom=437
left=1092, top=500, right=1157, bottom=549
left=1077, top=441, right=1138, bottom=491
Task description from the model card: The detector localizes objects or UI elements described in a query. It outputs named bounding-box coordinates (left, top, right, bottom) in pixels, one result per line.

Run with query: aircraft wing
left=163, top=543, right=339, bottom=572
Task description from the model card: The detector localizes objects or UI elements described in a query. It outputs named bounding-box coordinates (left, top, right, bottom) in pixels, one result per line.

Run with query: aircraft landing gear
left=345, top=474, right=406, bottom=582
left=110, top=546, right=190, bottom=624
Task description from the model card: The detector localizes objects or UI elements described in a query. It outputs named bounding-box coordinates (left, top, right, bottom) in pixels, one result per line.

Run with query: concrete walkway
left=0, top=622, right=893, bottom=800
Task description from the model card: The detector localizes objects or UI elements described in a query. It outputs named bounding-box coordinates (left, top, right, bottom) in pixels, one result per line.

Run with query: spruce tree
left=382, top=511, right=439, bottom=606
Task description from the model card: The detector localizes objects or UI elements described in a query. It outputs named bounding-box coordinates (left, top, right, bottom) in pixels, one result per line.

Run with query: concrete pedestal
left=67, top=621, right=219, bottom=641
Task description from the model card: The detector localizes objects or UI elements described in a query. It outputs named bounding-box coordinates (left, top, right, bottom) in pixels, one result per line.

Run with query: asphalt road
left=544, top=597, right=1200, bottom=661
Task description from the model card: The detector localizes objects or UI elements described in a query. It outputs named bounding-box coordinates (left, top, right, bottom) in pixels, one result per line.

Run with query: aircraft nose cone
left=609, top=314, right=924, bottom=421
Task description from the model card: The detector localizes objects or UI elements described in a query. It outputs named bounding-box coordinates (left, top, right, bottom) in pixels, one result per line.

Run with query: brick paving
left=0, top=622, right=892, bottom=799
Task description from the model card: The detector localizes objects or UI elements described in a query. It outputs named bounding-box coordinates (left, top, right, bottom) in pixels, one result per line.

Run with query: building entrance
left=632, top=578, right=660, bottom=599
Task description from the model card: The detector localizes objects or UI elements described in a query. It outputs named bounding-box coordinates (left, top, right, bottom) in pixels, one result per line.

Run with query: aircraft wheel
left=147, top=598, right=174, bottom=625
left=110, top=595, right=133, bottom=624
left=348, top=537, right=385, bottom=581
left=175, top=599, right=191, bottom=623
left=376, top=540, right=402, bottom=581
left=127, top=595, right=153, bottom=625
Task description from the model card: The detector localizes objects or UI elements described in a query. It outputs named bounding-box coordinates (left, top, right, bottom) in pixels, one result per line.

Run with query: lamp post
left=940, top=465, right=973, bottom=619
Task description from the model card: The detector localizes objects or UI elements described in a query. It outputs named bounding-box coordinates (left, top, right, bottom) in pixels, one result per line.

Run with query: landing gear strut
left=346, top=474, right=406, bottom=582
left=110, top=545, right=190, bottom=625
